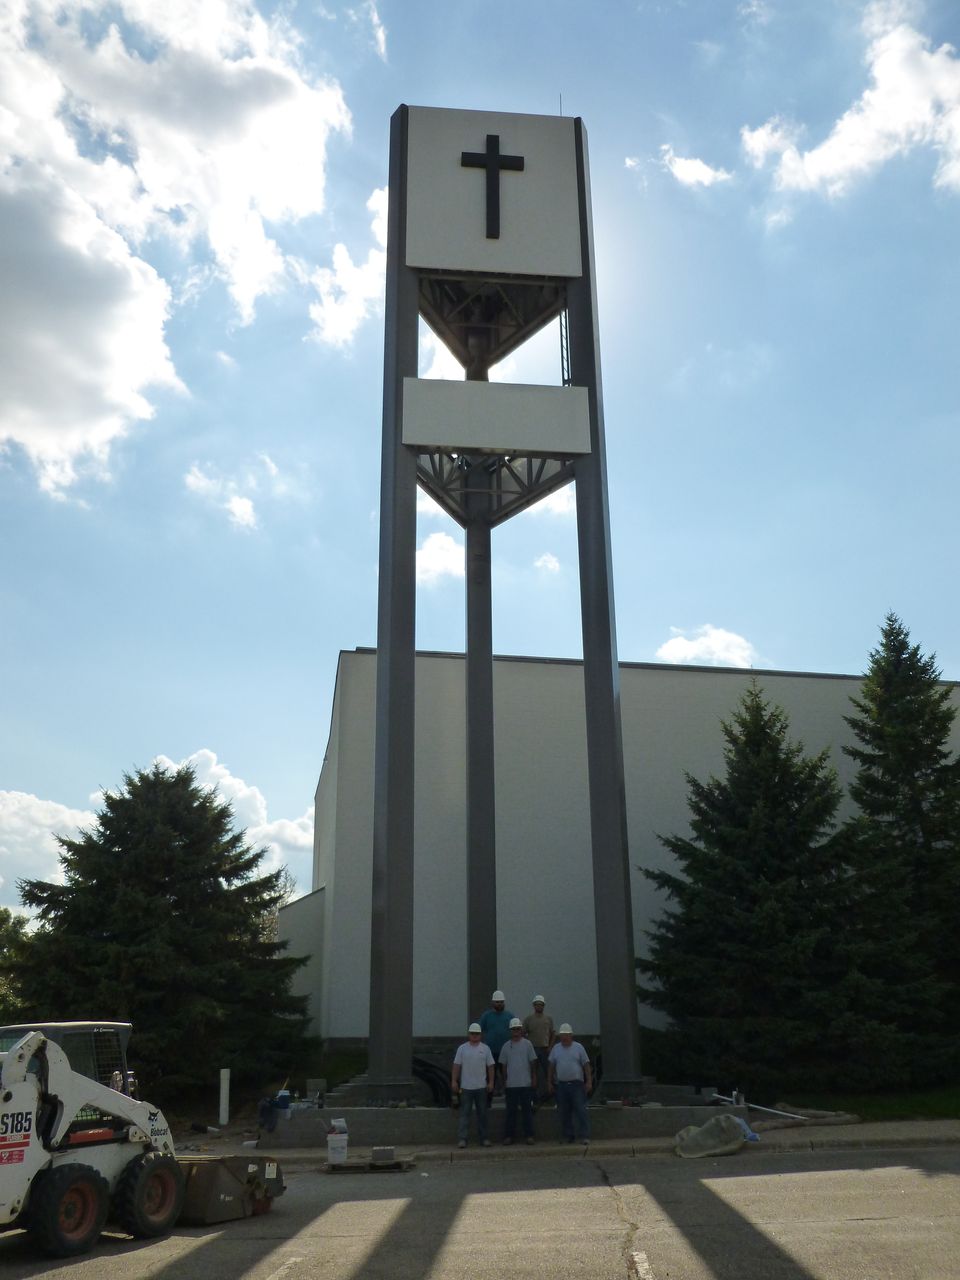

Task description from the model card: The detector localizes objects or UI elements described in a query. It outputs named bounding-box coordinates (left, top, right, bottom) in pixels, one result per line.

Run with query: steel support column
left=465, top=506, right=497, bottom=1021
left=568, top=119, right=643, bottom=1094
left=368, top=105, right=419, bottom=1094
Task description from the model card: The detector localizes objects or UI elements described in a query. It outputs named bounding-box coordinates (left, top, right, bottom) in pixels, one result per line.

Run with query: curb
left=239, top=1121, right=960, bottom=1170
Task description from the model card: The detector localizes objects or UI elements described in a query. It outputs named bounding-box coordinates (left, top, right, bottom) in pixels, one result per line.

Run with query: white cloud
left=660, top=145, right=733, bottom=188
left=525, top=485, right=576, bottom=517
left=624, top=156, right=641, bottom=170
left=365, top=2, right=388, bottom=60
left=154, top=748, right=314, bottom=886
left=0, top=165, right=183, bottom=494
left=534, top=552, right=560, bottom=574
left=0, top=0, right=349, bottom=493
left=742, top=9, right=960, bottom=196
left=185, top=452, right=289, bottom=528
left=741, top=116, right=800, bottom=168
left=417, top=487, right=447, bottom=518
left=216, top=350, right=237, bottom=369
left=306, top=187, right=387, bottom=347
left=738, top=0, right=772, bottom=26
left=0, top=791, right=95, bottom=908
left=420, top=329, right=464, bottom=380
left=0, top=753, right=315, bottom=909
left=225, top=493, right=257, bottom=528
left=346, top=1, right=387, bottom=59
left=416, top=530, right=464, bottom=586
left=656, top=624, right=759, bottom=668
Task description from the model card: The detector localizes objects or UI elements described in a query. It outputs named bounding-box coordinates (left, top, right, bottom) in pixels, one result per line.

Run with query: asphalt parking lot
left=1, top=1141, right=958, bottom=1280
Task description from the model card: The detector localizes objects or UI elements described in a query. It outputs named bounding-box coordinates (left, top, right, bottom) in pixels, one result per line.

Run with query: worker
left=522, top=994, right=555, bottom=1100
left=547, top=1023, right=592, bottom=1144
left=452, top=1022, right=495, bottom=1148
left=479, top=989, right=514, bottom=1092
left=498, top=1017, right=537, bottom=1144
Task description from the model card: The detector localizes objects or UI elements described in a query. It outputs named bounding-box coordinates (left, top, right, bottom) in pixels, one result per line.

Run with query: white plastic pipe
left=219, top=1068, right=230, bottom=1126
left=714, top=1093, right=805, bottom=1120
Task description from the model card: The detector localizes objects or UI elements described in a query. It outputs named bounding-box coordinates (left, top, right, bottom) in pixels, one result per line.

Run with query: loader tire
left=114, top=1151, right=185, bottom=1238
left=27, top=1163, right=110, bottom=1257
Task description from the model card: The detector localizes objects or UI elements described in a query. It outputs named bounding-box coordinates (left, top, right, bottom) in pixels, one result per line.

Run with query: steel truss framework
left=416, top=270, right=575, bottom=526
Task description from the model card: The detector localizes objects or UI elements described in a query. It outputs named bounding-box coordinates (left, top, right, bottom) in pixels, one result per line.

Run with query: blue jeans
left=556, top=1080, right=590, bottom=1141
left=458, top=1088, right=488, bottom=1142
left=534, top=1048, right=550, bottom=1098
left=504, top=1087, right=534, bottom=1140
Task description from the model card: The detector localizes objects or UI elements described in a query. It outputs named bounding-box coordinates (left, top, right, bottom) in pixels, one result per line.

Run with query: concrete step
left=262, top=1102, right=749, bottom=1148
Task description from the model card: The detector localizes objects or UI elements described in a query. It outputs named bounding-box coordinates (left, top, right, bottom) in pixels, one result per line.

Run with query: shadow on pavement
left=2, top=1144, right=956, bottom=1279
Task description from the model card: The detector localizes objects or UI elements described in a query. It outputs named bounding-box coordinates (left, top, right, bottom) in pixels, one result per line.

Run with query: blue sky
left=2, top=0, right=959, bottom=908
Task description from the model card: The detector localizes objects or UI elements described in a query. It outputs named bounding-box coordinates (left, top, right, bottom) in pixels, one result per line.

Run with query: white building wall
left=298, top=649, right=960, bottom=1041
left=620, top=665, right=869, bottom=976
left=277, top=888, right=325, bottom=1033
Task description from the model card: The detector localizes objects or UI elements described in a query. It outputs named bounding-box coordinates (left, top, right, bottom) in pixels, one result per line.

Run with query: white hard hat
left=509, top=1017, right=523, bottom=1029
left=468, top=1022, right=482, bottom=1034
left=532, top=995, right=545, bottom=1004
left=558, top=1022, right=573, bottom=1035
left=491, top=990, right=505, bottom=1002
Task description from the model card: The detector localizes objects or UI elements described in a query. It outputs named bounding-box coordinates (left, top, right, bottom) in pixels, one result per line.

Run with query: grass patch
left=784, top=1086, right=960, bottom=1121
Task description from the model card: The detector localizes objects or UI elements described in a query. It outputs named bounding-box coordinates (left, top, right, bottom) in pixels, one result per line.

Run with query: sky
left=2, top=0, right=959, bottom=911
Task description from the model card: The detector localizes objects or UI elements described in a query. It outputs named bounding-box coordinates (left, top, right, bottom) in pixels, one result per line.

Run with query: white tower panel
left=405, top=107, right=582, bottom=278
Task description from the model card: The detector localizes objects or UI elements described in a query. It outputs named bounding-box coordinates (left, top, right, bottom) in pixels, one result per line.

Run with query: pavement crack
left=594, top=1160, right=643, bottom=1269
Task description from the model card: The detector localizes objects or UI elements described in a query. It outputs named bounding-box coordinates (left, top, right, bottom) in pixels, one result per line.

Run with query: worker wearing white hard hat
left=522, top=995, right=555, bottom=1101
left=452, top=1023, right=494, bottom=1148
left=498, top=1017, right=538, bottom=1145
left=478, top=989, right=514, bottom=1093
left=548, top=1023, right=592, bottom=1144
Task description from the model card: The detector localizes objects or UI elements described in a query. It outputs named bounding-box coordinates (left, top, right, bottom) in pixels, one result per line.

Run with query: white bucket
left=327, top=1133, right=348, bottom=1165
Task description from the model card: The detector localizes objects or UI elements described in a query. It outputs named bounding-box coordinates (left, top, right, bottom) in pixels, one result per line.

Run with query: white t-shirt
left=548, top=1040, right=590, bottom=1082
left=454, top=1040, right=494, bottom=1090
left=498, top=1036, right=538, bottom=1087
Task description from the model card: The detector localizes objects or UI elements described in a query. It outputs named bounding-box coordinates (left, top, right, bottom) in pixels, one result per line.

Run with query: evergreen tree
left=638, top=683, right=847, bottom=1097
left=841, top=614, right=960, bottom=1084
left=17, top=764, right=309, bottom=1094
left=0, top=907, right=30, bottom=1022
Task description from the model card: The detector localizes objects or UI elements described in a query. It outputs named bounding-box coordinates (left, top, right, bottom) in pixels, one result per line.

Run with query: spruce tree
left=17, top=763, right=309, bottom=1095
left=638, top=683, right=846, bottom=1097
left=841, top=614, right=960, bottom=1084
left=0, top=907, right=30, bottom=1022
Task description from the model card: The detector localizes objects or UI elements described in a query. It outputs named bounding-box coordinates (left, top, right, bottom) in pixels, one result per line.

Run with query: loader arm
left=1, top=1032, right=175, bottom=1155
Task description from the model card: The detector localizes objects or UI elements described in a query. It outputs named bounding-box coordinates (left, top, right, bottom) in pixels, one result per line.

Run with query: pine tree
left=0, top=907, right=30, bottom=1022
left=638, top=683, right=847, bottom=1097
left=17, top=764, right=309, bottom=1095
left=841, top=614, right=960, bottom=1084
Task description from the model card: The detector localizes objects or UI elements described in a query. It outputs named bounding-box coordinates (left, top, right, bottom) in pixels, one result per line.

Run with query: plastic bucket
left=327, top=1133, right=348, bottom=1164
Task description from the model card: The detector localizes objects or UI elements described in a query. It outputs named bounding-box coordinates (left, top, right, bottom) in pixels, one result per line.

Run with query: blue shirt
left=479, top=1007, right=514, bottom=1057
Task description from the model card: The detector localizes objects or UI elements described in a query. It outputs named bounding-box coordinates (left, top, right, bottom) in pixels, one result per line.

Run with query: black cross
left=460, top=134, right=524, bottom=239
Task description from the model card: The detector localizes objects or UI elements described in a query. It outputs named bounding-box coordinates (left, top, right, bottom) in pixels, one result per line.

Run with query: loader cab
left=0, top=1022, right=136, bottom=1098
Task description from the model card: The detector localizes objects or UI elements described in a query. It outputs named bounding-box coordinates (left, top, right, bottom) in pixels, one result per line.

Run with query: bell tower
left=368, top=105, right=642, bottom=1100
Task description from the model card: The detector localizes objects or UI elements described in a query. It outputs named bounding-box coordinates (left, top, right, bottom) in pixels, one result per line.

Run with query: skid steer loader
left=0, top=1022, right=284, bottom=1257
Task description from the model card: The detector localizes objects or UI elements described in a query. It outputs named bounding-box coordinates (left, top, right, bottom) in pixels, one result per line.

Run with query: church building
left=278, top=648, right=960, bottom=1045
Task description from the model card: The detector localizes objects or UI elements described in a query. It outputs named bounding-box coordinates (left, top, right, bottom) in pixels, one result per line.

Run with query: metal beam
left=465, top=507, right=498, bottom=1021
left=368, top=105, right=419, bottom=1095
left=568, top=118, right=643, bottom=1095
